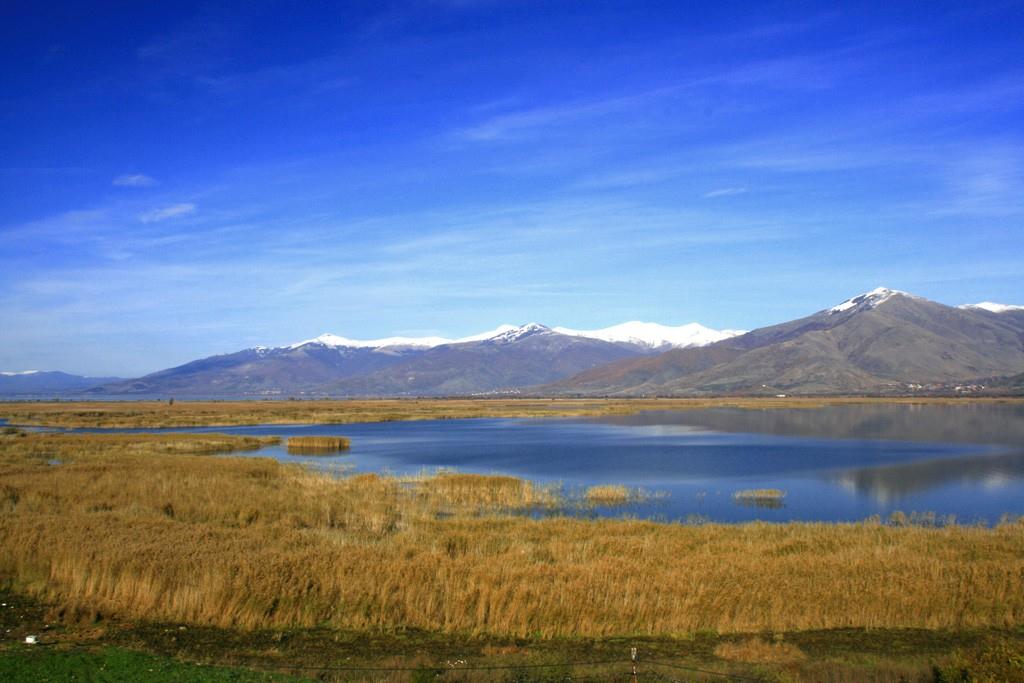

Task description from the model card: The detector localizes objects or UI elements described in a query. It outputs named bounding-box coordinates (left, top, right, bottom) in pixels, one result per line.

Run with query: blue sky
left=1, top=1, right=1023, bottom=376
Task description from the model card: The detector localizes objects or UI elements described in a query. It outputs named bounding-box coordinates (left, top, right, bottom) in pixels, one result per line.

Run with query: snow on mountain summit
left=287, top=320, right=740, bottom=351
left=554, top=321, right=744, bottom=349
left=290, top=325, right=529, bottom=350
left=828, top=287, right=919, bottom=314
left=291, top=333, right=454, bottom=349
left=487, top=323, right=552, bottom=343
left=452, top=324, right=519, bottom=342
left=959, top=302, right=1024, bottom=313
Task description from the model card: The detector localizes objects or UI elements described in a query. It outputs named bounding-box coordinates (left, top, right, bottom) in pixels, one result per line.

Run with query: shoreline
left=2, top=396, right=1022, bottom=428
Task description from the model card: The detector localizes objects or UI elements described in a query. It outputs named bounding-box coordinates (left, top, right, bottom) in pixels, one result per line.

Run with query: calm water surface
left=72, top=403, right=1024, bottom=524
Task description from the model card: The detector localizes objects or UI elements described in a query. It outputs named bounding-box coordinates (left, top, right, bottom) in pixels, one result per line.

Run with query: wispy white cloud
left=113, top=173, right=157, bottom=187
left=456, top=87, right=676, bottom=142
left=133, top=8, right=359, bottom=103
left=728, top=14, right=839, bottom=41
left=898, top=74, right=1024, bottom=117
left=713, top=134, right=907, bottom=173
left=454, top=50, right=870, bottom=144
left=570, top=168, right=685, bottom=190
left=136, top=8, right=236, bottom=69
left=138, top=203, right=196, bottom=223
left=704, top=187, right=748, bottom=198
left=0, top=166, right=88, bottom=176
left=714, top=57, right=842, bottom=90
left=2, top=208, right=110, bottom=243
left=925, top=145, right=1024, bottom=217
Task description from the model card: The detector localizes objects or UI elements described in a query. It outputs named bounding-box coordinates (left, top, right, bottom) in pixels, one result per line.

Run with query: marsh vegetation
left=286, top=435, right=350, bottom=455
left=582, top=484, right=632, bottom=504
left=732, top=489, right=787, bottom=509
left=733, top=488, right=787, bottom=500
left=580, top=484, right=654, bottom=506
left=2, top=396, right=1021, bottom=428
left=1, top=431, right=1023, bottom=641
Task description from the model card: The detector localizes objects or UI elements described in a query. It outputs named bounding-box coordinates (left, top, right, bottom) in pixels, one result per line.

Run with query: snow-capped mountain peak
left=959, top=302, right=1024, bottom=314
left=288, top=320, right=740, bottom=351
left=828, top=287, right=918, bottom=314
left=290, top=325, right=535, bottom=350
left=0, top=370, right=40, bottom=376
left=451, top=324, right=519, bottom=343
left=291, top=332, right=454, bottom=349
left=487, top=323, right=552, bottom=343
left=554, top=321, right=744, bottom=349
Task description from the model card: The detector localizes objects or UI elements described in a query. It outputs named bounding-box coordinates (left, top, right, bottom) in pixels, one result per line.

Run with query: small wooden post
left=631, top=646, right=638, bottom=682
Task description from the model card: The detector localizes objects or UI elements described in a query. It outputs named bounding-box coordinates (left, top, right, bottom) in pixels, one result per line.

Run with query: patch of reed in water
left=287, top=436, right=350, bottom=454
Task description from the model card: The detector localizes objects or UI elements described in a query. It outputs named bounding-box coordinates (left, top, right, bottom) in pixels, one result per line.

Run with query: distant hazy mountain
left=959, top=302, right=1024, bottom=314
left=549, top=288, right=1024, bottom=396
left=93, top=320, right=739, bottom=396
left=959, top=301, right=1024, bottom=334
left=0, top=371, right=124, bottom=396
left=93, top=344, right=424, bottom=396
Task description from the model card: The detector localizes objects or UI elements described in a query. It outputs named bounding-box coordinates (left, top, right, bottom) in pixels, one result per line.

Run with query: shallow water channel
left=72, top=403, right=1024, bottom=524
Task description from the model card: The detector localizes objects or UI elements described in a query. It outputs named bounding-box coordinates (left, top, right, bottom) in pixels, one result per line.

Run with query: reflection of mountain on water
left=832, top=450, right=1024, bottom=503
left=597, top=404, right=1024, bottom=447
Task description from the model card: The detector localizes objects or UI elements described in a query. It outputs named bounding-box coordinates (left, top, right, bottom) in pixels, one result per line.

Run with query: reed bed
left=1, top=432, right=1023, bottom=639
left=733, top=488, right=787, bottom=509
left=286, top=435, right=350, bottom=454
left=733, top=488, right=787, bottom=501
left=583, top=484, right=632, bottom=505
left=407, top=472, right=562, bottom=511
left=0, top=432, right=278, bottom=467
left=3, top=397, right=1020, bottom=428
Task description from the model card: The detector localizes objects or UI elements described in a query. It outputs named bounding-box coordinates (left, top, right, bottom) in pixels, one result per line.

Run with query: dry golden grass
left=0, top=431, right=278, bottom=467
left=2, top=396, right=1021, bottom=428
left=733, top=488, right=787, bottom=500
left=1, top=432, right=1023, bottom=639
left=583, top=484, right=631, bottom=504
left=286, top=435, right=350, bottom=454
left=714, top=637, right=807, bottom=665
left=409, top=472, right=562, bottom=511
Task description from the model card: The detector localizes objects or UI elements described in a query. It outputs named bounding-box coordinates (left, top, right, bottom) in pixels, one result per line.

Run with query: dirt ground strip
left=3, top=588, right=1022, bottom=682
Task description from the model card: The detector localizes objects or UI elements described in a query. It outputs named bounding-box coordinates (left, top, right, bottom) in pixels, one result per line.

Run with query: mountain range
left=0, top=371, right=125, bottom=396
left=548, top=288, right=1024, bottom=396
left=87, top=321, right=741, bottom=397
left=3, top=288, right=1022, bottom=397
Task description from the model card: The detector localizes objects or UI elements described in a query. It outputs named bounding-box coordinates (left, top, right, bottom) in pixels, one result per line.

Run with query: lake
left=73, top=402, right=1024, bottom=524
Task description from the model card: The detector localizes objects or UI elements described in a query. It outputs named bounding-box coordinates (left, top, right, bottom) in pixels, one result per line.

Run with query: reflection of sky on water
left=67, top=403, right=1024, bottom=524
